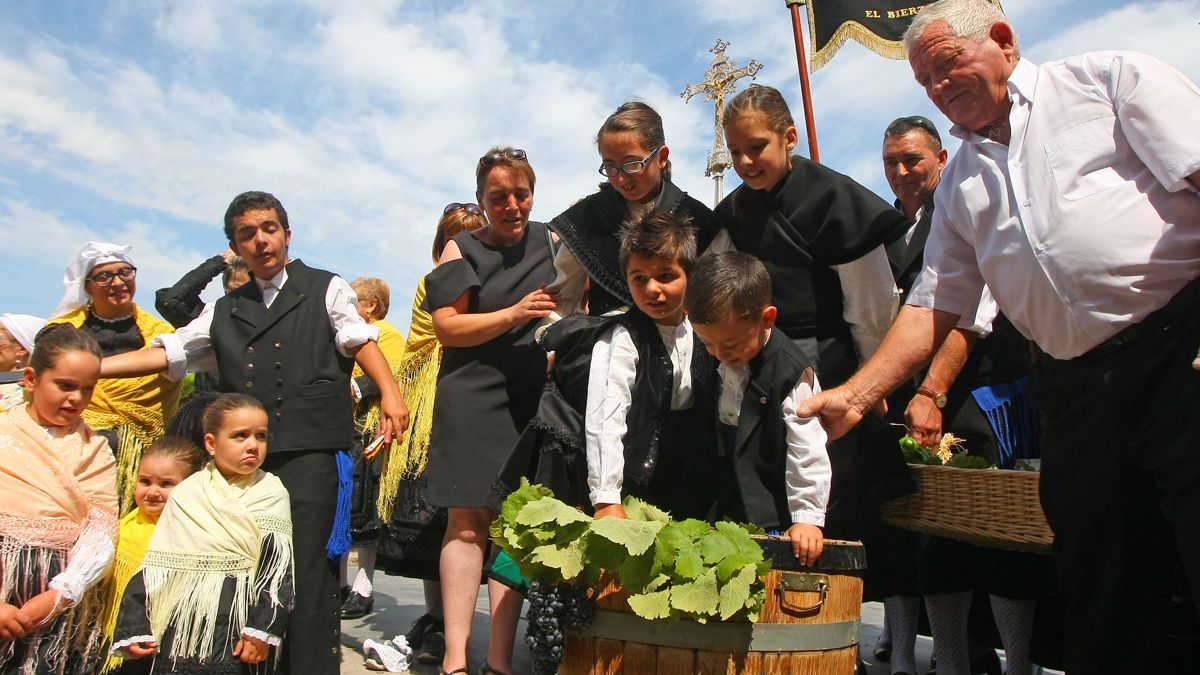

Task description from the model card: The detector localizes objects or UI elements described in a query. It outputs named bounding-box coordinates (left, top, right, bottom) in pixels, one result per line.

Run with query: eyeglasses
left=479, top=149, right=528, bottom=167
left=444, top=202, right=483, bottom=216
left=87, top=266, right=137, bottom=287
left=598, top=146, right=662, bottom=178
left=886, top=116, right=941, bottom=144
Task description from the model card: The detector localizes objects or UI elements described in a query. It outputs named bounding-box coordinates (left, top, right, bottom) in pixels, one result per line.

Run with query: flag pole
left=784, top=0, right=819, bottom=162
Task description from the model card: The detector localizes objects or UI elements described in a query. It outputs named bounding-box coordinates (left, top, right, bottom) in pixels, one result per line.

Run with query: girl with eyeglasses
left=48, top=242, right=183, bottom=515
left=421, top=148, right=557, bottom=675
left=542, top=100, right=726, bottom=324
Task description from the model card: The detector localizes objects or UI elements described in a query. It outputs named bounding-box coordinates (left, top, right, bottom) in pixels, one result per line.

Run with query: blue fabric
left=971, top=376, right=1039, bottom=469
left=326, top=449, right=354, bottom=559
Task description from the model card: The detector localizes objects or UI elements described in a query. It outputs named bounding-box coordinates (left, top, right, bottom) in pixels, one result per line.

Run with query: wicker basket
left=880, top=464, right=1054, bottom=554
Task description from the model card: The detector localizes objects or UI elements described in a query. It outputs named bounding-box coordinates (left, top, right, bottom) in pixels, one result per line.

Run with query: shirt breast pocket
left=1044, top=116, right=1126, bottom=201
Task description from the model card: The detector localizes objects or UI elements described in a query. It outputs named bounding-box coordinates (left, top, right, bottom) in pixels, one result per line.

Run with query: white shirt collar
left=255, top=266, right=289, bottom=292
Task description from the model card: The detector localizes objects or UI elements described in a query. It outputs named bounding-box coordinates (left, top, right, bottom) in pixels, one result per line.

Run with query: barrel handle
left=776, top=572, right=829, bottom=614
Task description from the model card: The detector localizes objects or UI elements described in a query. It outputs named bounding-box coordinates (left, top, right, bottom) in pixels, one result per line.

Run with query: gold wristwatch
left=916, top=385, right=948, bottom=409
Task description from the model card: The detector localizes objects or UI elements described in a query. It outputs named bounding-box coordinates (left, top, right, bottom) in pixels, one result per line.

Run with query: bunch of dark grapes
left=525, top=581, right=596, bottom=674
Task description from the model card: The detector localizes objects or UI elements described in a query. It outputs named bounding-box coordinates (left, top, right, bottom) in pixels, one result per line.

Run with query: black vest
left=211, top=260, right=355, bottom=452
left=720, top=158, right=910, bottom=340
left=549, top=180, right=722, bottom=316
left=710, top=329, right=816, bottom=530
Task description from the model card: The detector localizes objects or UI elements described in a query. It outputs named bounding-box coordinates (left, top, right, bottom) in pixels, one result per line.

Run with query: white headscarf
left=0, top=314, right=46, bottom=353
left=51, top=242, right=136, bottom=319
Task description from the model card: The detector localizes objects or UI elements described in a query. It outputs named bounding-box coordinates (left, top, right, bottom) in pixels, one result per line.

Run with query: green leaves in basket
left=491, top=479, right=770, bottom=623
left=946, top=452, right=991, bottom=469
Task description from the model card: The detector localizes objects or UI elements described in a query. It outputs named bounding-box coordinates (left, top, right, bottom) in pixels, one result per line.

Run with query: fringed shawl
left=377, top=278, right=443, bottom=522
left=99, top=508, right=157, bottom=673
left=139, top=463, right=293, bottom=660
left=57, top=304, right=183, bottom=512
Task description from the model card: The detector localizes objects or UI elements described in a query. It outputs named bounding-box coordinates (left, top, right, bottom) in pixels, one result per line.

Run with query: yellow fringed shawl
left=377, top=278, right=443, bottom=522
left=138, top=464, right=293, bottom=661
left=99, top=507, right=157, bottom=674
left=56, top=304, right=183, bottom=513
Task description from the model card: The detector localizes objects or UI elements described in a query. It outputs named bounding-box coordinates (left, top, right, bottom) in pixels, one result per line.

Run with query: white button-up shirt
left=584, top=319, right=694, bottom=506
left=154, top=265, right=378, bottom=379
left=909, top=53, right=1200, bottom=359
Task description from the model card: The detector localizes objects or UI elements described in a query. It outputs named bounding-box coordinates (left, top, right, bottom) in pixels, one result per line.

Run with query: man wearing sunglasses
left=101, top=191, right=410, bottom=675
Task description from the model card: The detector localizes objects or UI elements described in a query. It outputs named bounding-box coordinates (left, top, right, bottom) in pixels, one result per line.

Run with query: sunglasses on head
left=478, top=149, right=528, bottom=167
left=444, top=202, right=483, bottom=216
left=887, top=115, right=941, bottom=143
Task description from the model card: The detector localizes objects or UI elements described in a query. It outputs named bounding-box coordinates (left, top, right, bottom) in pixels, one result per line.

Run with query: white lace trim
left=48, top=507, right=117, bottom=601
left=110, top=635, right=156, bottom=653
left=240, top=626, right=281, bottom=647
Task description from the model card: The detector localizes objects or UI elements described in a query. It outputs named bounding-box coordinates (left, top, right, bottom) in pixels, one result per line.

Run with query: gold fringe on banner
left=805, top=1, right=1005, bottom=71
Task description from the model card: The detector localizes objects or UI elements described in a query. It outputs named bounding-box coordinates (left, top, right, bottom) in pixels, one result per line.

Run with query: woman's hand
left=234, top=635, right=269, bottom=664
left=508, top=285, right=558, bottom=325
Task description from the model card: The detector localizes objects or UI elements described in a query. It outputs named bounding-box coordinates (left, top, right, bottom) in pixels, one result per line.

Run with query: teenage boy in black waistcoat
left=100, top=191, right=409, bottom=674
left=686, top=251, right=831, bottom=566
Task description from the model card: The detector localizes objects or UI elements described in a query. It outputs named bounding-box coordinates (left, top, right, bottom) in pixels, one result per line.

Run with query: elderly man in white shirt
left=799, top=1, right=1200, bottom=673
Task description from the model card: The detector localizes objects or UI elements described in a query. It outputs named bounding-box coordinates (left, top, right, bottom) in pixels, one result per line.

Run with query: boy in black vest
left=686, top=251, right=831, bottom=565
left=100, top=191, right=408, bottom=674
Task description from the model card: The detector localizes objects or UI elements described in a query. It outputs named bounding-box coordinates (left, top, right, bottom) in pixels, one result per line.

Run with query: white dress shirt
left=832, top=245, right=901, bottom=360
left=584, top=319, right=694, bottom=506
left=716, top=352, right=831, bottom=527
left=155, top=265, right=378, bottom=380
left=909, top=53, right=1200, bottom=359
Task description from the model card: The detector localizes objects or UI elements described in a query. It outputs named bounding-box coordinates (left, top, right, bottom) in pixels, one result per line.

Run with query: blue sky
left=3, top=0, right=1198, bottom=323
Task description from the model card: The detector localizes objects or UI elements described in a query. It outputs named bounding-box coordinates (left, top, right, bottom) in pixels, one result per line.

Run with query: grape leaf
left=622, top=496, right=672, bottom=523
left=516, top=498, right=592, bottom=527
left=617, top=550, right=656, bottom=592
left=627, top=589, right=672, bottom=620
left=499, top=478, right=552, bottom=526
left=670, top=567, right=719, bottom=616
left=590, top=517, right=664, bottom=556
left=674, top=549, right=706, bottom=580
left=530, top=535, right=588, bottom=580
left=718, top=564, right=758, bottom=620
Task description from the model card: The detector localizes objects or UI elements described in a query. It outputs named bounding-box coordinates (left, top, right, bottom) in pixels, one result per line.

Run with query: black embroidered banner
left=806, top=1, right=1005, bottom=70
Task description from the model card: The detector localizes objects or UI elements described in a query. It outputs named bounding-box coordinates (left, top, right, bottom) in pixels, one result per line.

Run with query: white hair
left=903, top=0, right=1020, bottom=57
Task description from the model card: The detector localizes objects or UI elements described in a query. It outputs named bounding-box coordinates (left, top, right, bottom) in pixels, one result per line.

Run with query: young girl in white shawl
left=0, top=323, right=118, bottom=675
left=111, top=394, right=294, bottom=674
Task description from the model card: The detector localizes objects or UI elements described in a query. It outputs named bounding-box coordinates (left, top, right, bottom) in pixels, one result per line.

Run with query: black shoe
left=417, top=629, right=445, bottom=664
left=340, top=591, right=374, bottom=620
left=340, top=585, right=351, bottom=603
left=404, top=612, right=442, bottom=649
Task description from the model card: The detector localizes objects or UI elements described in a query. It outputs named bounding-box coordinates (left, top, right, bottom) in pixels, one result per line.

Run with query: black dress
left=422, top=223, right=556, bottom=509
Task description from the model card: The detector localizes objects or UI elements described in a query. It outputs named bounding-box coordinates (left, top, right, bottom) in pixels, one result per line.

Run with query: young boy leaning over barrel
left=686, top=251, right=831, bottom=565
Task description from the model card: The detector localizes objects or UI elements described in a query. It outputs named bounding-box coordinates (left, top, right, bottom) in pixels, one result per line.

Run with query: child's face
left=693, top=306, right=777, bottom=368
left=134, top=456, right=191, bottom=519
left=724, top=111, right=798, bottom=191
left=204, top=407, right=269, bottom=479
left=599, top=131, right=668, bottom=204
left=21, top=350, right=100, bottom=428
left=626, top=253, right=688, bottom=326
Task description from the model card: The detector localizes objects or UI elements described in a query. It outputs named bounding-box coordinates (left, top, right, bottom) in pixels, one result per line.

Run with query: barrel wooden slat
left=561, top=539, right=864, bottom=674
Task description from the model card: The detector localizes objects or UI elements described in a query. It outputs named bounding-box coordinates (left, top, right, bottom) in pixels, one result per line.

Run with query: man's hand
left=796, top=383, right=874, bottom=441
left=123, top=641, right=158, bottom=659
left=593, top=503, right=628, bottom=519
left=376, top=391, right=410, bottom=446
left=905, top=395, right=944, bottom=448
left=233, top=635, right=269, bottom=664
left=0, top=602, right=32, bottom=641
left=786, top=523, right=825, bottom=566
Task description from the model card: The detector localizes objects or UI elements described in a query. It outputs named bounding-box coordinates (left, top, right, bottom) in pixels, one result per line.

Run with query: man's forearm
left=99, top=348, right=169, bottom=379
left=921, top=327, right=977, bottom=393
left=843, top=304, right=960, bottom=409
left=352, top=341, right=400, bottom=399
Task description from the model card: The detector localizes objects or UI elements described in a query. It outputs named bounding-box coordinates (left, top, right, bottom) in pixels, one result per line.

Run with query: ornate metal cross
left=681, top=39, right=763, bottom=204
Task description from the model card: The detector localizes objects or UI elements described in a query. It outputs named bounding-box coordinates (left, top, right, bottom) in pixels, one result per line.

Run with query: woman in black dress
left=423, top=147, right=556, bottom=675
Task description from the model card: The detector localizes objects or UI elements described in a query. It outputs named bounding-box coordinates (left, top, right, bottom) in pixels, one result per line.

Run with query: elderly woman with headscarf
left=50, top=241, right=182, bottom=512
left=0, top=313, right=46, bottom=412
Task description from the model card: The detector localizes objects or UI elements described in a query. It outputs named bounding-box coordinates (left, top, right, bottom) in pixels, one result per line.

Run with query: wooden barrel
left=560, top=538, right=865, bottom=674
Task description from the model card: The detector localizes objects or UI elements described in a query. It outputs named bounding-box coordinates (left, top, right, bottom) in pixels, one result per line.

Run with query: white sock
left=926, top=591, right=972, bottom=675
left=883, top=596, right=919, bottom=674
left=990, top=595, right=1035, bottom=675
left=352, top=567, right=374, bottom=597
